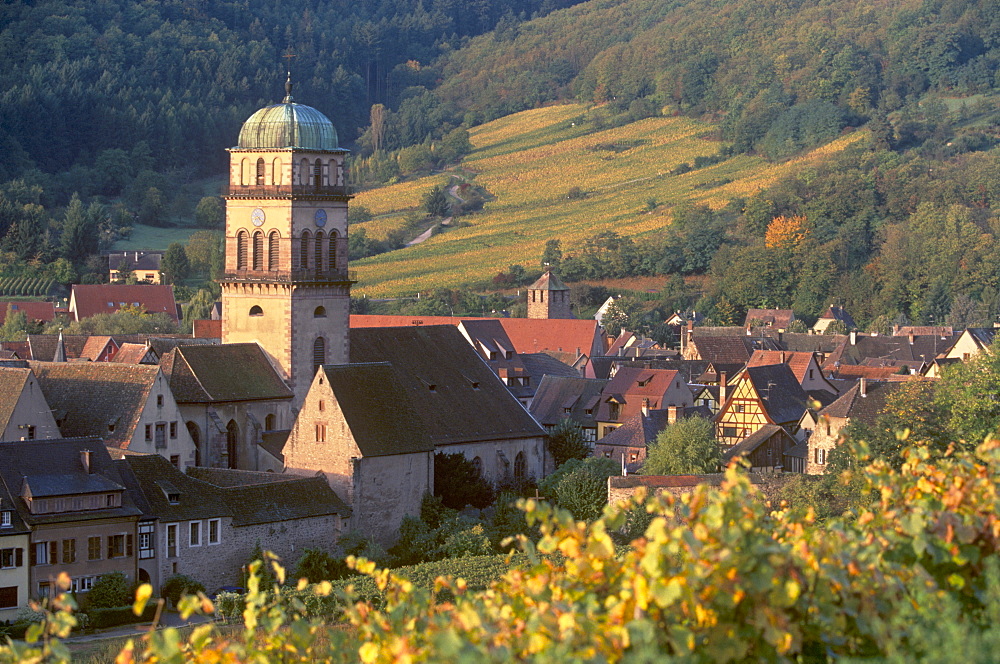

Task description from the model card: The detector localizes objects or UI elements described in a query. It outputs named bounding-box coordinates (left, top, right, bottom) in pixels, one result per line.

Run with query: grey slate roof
left=518, top=352, right=581, bottom=382
left=24, top=473, right=123, bottom=497
left=743, top=364, right=809, bottom=425
left=529, top=375, right=609, bottom=428
left=124, top=455, right=350, bottom=524
left=819, top=380, right=903, bottom=424
left=0, top=437, right=142, bottom=526
left=322, top=362, right=434, bottom=457
left=350, top=325, right=545, bottom=446
left=160, top=343, right=292, bottom=403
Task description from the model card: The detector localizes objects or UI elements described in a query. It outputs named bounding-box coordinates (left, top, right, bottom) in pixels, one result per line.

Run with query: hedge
left=89, top=604, right=157, bottom=630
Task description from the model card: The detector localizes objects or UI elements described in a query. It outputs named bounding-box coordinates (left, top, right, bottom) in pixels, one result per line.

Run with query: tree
left=641, top=416, right=720, bottom=475
left=541, top=239, right=562, bottom=269
left=138, top=187, right=165, bottom=227
left=434, top=452, right=493, bottom=509
left=86, top=572, right=132, bottom=609
left=183, top=288, right=218, bottom=333
left=294, top=549, right=339, bottom=583
left=185, top=231, right=223, bottom=276
left=161, top=242, right=190, bottom=284
left=0, top=305, right=29, bottom=342
left=423, top=185, right=451, bottom=217
left=60, top=195, right=100, bottom=265
left=547, top=418, right=591, bottom=468
left=539, top=457, right=618, bottom=522
left=194, top=197, right=224, bottom=228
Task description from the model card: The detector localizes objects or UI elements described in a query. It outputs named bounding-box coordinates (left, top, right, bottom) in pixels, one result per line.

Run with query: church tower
left=527, top=269, right=572, bottom=319
left=221, top=75, right=353, bottom=406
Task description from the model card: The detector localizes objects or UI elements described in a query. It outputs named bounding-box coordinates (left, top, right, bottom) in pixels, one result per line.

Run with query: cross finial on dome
left=282, top=52, right=297, bottom=103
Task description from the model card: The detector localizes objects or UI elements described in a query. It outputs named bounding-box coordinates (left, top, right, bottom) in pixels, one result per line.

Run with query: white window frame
left=189, top=521, right=202, bottom=547
left=165, top=523, right=178, bottom=558
left=207, top=518, right=221, bottom=546
left=0, top=511, right=10, bottom=528
left=34, top=542, right=49, bottom=565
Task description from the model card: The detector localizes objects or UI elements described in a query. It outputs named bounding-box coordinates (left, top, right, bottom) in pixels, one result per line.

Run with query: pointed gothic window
left=313, top=337, right=326, bottom=376
left=252, top=231, right=264, bottom=270
left=300, top=230, right=311, bottom=270
left=315, top=230, right=325, bottom=272
left=256, top=158, right=265, bottom=186
left=236, top=230, right=248, bottom=270
left=329, top=230, right=338, bottom=271
left=268, top=231, right=279, bottom=271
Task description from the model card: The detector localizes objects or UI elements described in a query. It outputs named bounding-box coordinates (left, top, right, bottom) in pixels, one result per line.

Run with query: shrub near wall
left=88, top=604, right=157, bottom=630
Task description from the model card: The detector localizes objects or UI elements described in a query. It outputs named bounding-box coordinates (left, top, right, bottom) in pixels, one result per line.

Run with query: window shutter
left=126, top=534, right=134, bottom=557
left=49, top=541, right=58, bottom=565
left=15, top=548, right=23, bottom=567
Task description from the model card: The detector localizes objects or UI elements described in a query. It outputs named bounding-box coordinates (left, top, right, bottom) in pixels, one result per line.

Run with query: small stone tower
left=221, top=75, right=354, bottom=406
left=527, top=269, right=572, bottom=319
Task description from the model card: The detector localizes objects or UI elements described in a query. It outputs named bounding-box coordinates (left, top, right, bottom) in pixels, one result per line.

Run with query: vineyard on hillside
left=349, top=104, right=864, bottom=297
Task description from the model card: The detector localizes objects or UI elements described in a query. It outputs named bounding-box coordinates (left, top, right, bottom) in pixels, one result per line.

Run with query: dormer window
left=0, top=511, right=10, bottom=528
left=471, top=382, right=480, bottom=390
left=167, top=493, right=180, bottom=505
left=428, top=384, right=437, bottom=392
left=108, top=423, right=115, bottom=432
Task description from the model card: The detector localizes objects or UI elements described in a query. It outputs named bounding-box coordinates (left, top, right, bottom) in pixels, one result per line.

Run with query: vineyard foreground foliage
left=6, top=436, right=1000, bottom=662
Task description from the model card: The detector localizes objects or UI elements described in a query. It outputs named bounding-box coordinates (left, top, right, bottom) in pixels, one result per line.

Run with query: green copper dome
left=237, top=76, right=339, bottom=150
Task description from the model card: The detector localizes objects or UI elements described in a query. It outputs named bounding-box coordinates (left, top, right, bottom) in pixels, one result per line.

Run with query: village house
left=69, top=284, right=179, bottom=322
left=107, top=251, right=164, bottom=284
left=743, top=350, right=839, bottom=398
left=943, top=327, right=997, bottom=362
left=811, top=306, right=856, bottom=334
left=721, top=424, right=802, bottom=473
left=805, top=379, right=900, bottom=474
left=0, top=480, right=30, bottom=622
left=593, top=406, right=709, bottom=473
left=594, top=366, right=693, bottom=438
left=282, top=362, right=434, bottom=546
left=744, top=309, right=796, bottom=331
left=29, top=361, right=197, bottom=470
left=529, top=375, right=609, bottom=442
left=0, top=366, right=61, bottom=441
left=0, top=301, right=56, bottom=328
left=120, top=455, right=347, bottom=592
left=0, top=439, right=143, bottom=610
left=159, top=343, right=294, bottom=471
left=714, top=363, right=809, bottom=450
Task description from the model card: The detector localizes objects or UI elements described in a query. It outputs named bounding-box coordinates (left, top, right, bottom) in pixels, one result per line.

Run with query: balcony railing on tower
left=221, top=268, right=357, bottom=283
left=226, top=183, right=351, bottom=198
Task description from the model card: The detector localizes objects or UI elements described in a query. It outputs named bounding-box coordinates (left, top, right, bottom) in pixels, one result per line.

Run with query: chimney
left=668, top=405, right=683, bottom=424
left=850, top=330, right=857, bottom=345
left=908, top=331, right=914, bottom=345
left=780, top=351, right=786, bottom=363
left=718, top=371, right=728, bottom=407
left=859, top=377, right=867, bottom=397
left=80, top=449, right=92, bottom=474
left=641, top=398, right=650, bottom=416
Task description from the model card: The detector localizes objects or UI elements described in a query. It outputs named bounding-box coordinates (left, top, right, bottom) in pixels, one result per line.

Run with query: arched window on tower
left=252, top=231, right=264, bottom=270
left=300, top=158, right=309, bottom=185
left=300, top=230, right=312, bottom=270
left=315, top=230, right=325, bottom=272
left=256, top=158, right=265, bottom=186
left=271, top=157, right=282, bottom=185
left=313, top=159, right=323, bottom=190
left=226, top=420, right=240, bottom=469
left=329, top=230, right=338, bottom=271
left=236, top=230, right=248, bottom=270
left=313, top=337, right=326, bottom=376
left=268, top=231, right=279, bottom=271
left=314, top=306, right=327, bottom=318
left=240, top=158, right=249, bottom=186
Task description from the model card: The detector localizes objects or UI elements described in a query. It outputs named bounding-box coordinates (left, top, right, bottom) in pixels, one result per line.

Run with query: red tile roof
left=0, top=300, right=55, bottom=325
left=351, top=314, right=462, bottom=328
left=70, top=284, right=178, bottom=321
left=746, top=350, right=816, bottom=384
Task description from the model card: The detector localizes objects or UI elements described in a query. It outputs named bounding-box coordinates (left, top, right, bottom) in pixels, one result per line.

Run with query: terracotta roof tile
left=70, top=284, right=178, bottom=321
left=193, top=319, right=222, bottom=338
left=0, top=301, right=55, bottom=325
left=0, top=367, right=31, bottom=433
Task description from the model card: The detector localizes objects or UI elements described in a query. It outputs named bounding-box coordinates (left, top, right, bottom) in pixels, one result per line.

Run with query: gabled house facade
left=743, top=350, right=839, bottom=396
left=713, top=364, right=808, bottom=450
left=721, top=424, right=800, bottom=473
left=944, top=327, right=997, bottom=362
left=806, top=379, right=899, bottom=474
left=69, top=284, right=178, bottom=322
left=29, top=361, right=197, bottom=470
left=594, top=367, right=693, bottom=438
left=529, top=375, right=609, bottom=442
left=283, top=362, right=434, bottom=545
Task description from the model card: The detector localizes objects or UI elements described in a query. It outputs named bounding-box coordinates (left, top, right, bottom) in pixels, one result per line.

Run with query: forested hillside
left=0, top=0, right=582, bottom=200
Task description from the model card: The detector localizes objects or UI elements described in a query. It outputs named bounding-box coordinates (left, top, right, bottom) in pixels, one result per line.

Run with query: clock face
left=314, top=209, right=327, bottom=227
left=251, top=208, right=265, bottom=227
